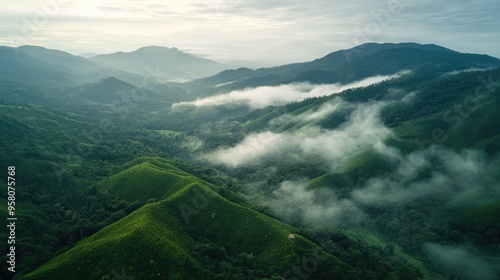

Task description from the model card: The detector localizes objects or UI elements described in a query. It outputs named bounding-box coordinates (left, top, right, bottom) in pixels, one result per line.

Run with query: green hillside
left=392, top=75, right=500, bottom=153
left=101, top=157, right=217, bottom=204
left=453, top=200, right=500, bottom=225
left=22, top=183, right=355, bottom=280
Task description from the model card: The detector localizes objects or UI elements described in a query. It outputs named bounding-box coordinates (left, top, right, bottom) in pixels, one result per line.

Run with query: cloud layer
left=205, top=100, right=391, bottom=168
left=174, top=74, right=398, bottom=109
left=203, top=88, right=500, bottom=234
left=353, top=147, right=493, bottom=205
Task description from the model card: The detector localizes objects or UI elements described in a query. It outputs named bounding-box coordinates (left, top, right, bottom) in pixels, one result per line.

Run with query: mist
left=443, top=67, right=493, bottom=76
left=173, top=73, right=402, bottom=109
left=424, top=243, right=497, bottom=280
left=267, top=180, right=365, bottom=227
left=205, top=100, right=391, bottom=168
left=269, top=99, right=342, bottom=128
left=353, top=147, right=500, bottom=205
left=202, top=88, right=500, bottom=237
left=203, top=98, right=389, bottom=227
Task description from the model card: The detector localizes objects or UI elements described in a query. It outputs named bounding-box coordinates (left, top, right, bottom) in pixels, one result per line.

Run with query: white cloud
left=268, top=180, right=365, bottom=227
left=268, top=98, right=343, bottom=128
left=205, top=100, right=392, bottom=168
left=303, top=101, right=340, bottom=121
left=442, top=67, right=493, bottom=77
left=352, top=146, right=498, bottom=205
left=206, top=131, right=285, bottom=167
left=174, top=74, right=401, bottom=109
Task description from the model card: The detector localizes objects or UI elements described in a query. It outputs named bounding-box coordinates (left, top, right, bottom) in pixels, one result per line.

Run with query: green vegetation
left=101, top=157, right=208, bottom=204
left=22, top=181, right=355, bottom=279
left=454, top=200, right=500, bottom=225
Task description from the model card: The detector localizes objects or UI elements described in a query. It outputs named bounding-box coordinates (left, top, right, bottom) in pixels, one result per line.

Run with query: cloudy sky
left=1, top=0, right=499, bottom=66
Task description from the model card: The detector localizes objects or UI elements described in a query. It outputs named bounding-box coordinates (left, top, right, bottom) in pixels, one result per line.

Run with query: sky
left=1, top=0, right=499, bottom=67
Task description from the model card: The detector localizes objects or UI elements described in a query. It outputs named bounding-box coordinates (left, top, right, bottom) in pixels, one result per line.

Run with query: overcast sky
left=1, top=0, right=499, bottom=67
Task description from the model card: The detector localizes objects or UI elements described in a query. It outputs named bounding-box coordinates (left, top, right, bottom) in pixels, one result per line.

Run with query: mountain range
left=193, top=42, right=500, bottom=91
left=0, top=45, right=229, bottom=88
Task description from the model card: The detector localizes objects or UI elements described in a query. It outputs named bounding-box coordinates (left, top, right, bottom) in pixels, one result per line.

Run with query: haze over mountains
left=0, top=45, right=228, bottom=87
left=2, top=42, right=499, bottom=89
left=1, top=42, right=500, bottom=280
left=90, top=46, right=228, bottom=82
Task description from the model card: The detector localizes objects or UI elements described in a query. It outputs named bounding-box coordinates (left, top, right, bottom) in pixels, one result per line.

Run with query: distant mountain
left=90, top=46, right=228, bottom=81
left=0, top=46, right=75, bottom=87
left=306, top=42, right=456, bottom=70
left=18, top=45, right=99, bottom=74
left=194, top=42, right=500, bottom=90
left=78, top=52, right=98, bottom=59
left=19, top=46, right=149, bottom=86
left=0, top=46, right=147, bottom=87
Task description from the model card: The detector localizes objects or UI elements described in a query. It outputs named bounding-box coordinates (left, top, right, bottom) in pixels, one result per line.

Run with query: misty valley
left=1, top=42, right=500, bottom=280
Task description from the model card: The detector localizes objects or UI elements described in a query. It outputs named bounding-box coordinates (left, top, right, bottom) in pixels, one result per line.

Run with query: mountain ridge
left=187, top=42, right=500, bottom=100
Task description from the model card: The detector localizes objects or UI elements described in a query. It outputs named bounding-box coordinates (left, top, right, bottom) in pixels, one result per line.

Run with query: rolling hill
left=101, top=157, right=219, bottom=204
left=21, top=159, right=357, bottom=280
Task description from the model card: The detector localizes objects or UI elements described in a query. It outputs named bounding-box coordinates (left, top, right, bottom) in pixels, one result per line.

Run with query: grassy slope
left=307, top=149, right=395, bottom=191
left=22, top=182, right=355, bottom=279
left=100, top=157, right=217, bottom=204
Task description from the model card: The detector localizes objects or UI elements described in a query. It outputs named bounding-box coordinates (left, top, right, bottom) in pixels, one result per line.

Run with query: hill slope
left=101, top=157, right=217, bottom=204
left=22, top=171, right=356, bottom=279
